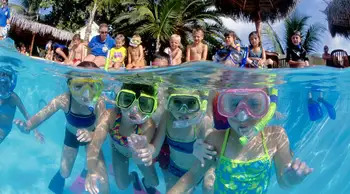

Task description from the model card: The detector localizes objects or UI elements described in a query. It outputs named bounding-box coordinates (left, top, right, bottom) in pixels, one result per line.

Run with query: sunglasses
left=100, top=31, right=108, bottom=34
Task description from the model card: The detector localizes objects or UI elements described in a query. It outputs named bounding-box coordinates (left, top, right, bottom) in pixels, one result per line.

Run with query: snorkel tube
left=239, top=88, right=278, bottom=145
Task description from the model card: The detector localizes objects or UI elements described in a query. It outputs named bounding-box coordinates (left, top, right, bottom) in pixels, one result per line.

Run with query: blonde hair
left=170, top=34, right=181, bottom=42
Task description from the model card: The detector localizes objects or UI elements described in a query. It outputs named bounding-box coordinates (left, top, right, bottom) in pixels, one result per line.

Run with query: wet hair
left=66, top=62, right=99, bottom=84
left=167, top=87, right=208, bottom=99
left=76, top=61, right=99, bottom=68
left=99, top=23, right=108, bottom=30
left=152, top=52, right=170, bottom=64
left=248, top=31, right=261, bottom=48
left=72, top=34, right=81, bottom=41
left=116, top=34, right=125, bottom=42
left=224, top=31, right=237, bottom=39
left=121, top=83, right=157, bottom=97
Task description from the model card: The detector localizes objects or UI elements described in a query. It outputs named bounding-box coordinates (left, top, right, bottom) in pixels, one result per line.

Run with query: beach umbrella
left=214, top=0, right=299, bottom=36
left=326, top=0, right=350, bottom=39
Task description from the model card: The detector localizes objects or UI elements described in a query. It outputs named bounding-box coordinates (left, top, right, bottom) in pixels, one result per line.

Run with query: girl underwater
left=0, top=66, right=44, bottom=144
left=85, top=83, right=160, bottom=194
left=128, top=87, right=217, bottom=193
left=14, top=61, right=109, bottom=194
left=168, top=87, right=313, bottom=194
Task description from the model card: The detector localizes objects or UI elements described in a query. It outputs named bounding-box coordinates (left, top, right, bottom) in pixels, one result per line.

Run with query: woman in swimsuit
left=85, top=83, right=160, bottom=194
left=0, top=66, right=44, bottom=144
left=168, top=88, right=313, bottom=194
left=129, top=87, right=216, bottom=193
left=14, top=61, right=108, bottom=194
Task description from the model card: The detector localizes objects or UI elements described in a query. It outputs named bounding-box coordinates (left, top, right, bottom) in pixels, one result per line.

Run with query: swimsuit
left=0, top=101, right=16, bottom=138
left=109, top=114, right=142, bottom=147
left=64, top=95, right=96, bottom=148
left=214, top=130, right=272, bottom=194
left=165, top=127, right=197, bottom=177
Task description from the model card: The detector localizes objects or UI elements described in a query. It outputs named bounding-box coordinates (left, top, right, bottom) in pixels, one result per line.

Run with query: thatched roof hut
left=214, top=0, right=299, bottom=36
left=326, top=0, right=350, bottom=39
left=9, top=14, right=74, bottom=56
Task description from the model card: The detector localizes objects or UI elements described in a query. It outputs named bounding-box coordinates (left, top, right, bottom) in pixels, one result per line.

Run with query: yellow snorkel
left=239, top=88, right=278, bottom=145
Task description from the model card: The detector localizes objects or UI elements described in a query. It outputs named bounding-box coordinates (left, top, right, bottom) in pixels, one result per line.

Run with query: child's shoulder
left=205, top=129, right=225, bottom=146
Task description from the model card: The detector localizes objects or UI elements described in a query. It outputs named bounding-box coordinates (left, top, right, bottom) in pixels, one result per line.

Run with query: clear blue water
left=1, top=38, right=350, bottom=194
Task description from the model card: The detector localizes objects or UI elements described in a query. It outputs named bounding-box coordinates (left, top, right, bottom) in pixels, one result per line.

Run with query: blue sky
left=222, top=0, right=349, bottom=55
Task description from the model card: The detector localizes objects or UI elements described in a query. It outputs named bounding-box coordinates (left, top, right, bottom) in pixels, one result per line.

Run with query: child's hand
left=127, top=134, right=154, bottom=166
left=275, top=111, right=286, bottom=120
left=193, top=139, right=217, bottom=167
left=283, top=158, right=313, bottom=185
left=76, top=129, right=93, bottom=143
left=85, top=173, right=105, bottom=194
left=34, top=129, right=45, bottom=144
left=13, top=119, right=29, bottom=133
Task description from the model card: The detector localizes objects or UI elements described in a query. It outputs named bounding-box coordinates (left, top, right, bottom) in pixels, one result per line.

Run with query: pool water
left=1, top=38, right=350, bottom=194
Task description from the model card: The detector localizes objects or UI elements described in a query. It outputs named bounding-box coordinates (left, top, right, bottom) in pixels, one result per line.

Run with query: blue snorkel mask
left=0, top=66, right=17, bottom=99
left=213, top=47, right=248, bottom=67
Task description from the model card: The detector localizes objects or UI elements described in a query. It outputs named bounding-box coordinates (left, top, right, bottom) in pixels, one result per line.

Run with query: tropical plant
left=9, top=0, right=42, bottom=20
left=113, top=0, right=225, bottom=52
left=263, top=12, right=325, bottom=55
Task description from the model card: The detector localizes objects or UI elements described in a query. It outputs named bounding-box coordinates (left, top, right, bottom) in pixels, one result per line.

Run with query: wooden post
left=30, top=33, right=36, bottom=56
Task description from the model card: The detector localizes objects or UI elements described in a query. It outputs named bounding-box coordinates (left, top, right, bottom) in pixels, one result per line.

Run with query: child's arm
left=172, top=49, right=182, bottom=65
left=202, top=44, right=208, bottom=60
left=127, top=47, right=132, bottom=65
left=259, top=48, right=267, bottom=66
left=14, top=94, right=67, bottom=131
left=271, top=126, right=313, bottom=188
left=168, top=132, right=218, bottom=193
left=186, top=45, right=191, bottom=62
left=87, top=109, right=113, bottom=174
left=138, top=45, right=145, bottom=66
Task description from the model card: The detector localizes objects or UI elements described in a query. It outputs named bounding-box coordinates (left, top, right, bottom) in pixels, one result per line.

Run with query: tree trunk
left=30, top=33, right=36, bottom=56
left=85, top=1, right=98, bottom=42
left=156, top=36, right=161, bottom=53
left=255, top=10, right=262, bottom=39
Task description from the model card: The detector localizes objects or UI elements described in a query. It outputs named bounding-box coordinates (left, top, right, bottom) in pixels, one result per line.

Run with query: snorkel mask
left=68, top=78, right=103, bottom=109
left=0, top=66, right=17, bottom=100
left=167, top=92, right=208, bottom=128
left=218, top=88, right=278, bottom=145
left=213, top=48, right=242, bottom=66
left=116, top=89, right=158, bottom=124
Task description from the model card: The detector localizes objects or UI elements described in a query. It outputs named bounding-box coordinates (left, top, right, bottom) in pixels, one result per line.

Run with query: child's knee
left=59, top=168, right=71, bottom=178
left=203, top=171, right=216, bottom=191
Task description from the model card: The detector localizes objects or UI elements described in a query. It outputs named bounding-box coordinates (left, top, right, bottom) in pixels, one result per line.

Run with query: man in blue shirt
left=0, top=0, right=10, bottom=39
left=84, top=23, right=116, bottom=67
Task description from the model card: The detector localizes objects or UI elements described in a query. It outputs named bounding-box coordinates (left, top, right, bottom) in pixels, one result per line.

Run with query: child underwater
left=128, top=87, right=217, bottom=193
left=168, top=87, right=313, bottom=194
left=14, top=61, right=108, bottom=194
left=0, top=66, right=44, bottom=144
left=85, top=83, right=160, bottom=194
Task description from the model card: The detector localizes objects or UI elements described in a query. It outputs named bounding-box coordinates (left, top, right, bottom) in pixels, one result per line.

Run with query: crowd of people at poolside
left=16, top=23, right=318, bottom=70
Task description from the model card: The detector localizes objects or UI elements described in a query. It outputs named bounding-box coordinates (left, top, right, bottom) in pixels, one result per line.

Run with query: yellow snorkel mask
left=68, top=78, right=104, bottom=105
left=166, top=89, right=208, bottom=128
left=115, top=89, right=158, bottom=115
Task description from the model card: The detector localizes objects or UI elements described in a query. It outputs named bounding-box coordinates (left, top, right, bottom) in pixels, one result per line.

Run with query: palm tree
left=84, top=0, right=120, bottom=41
left=113, top=0, right=224, bottom=52
left=263, top=12, right=325, bottom=55
left=9, top=0, right=42, bottom=20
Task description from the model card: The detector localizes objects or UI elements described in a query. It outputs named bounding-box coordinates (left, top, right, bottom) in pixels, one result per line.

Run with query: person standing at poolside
left=186, top=28, right=208, bottom=62
left=127, top=35, right=145, bottom=69
left=84, top=23, right=116, bottom=67
left=286, top=31, right=310, bottom=68
left=322, top=45, right=333, bottom=67
left=0, top=0, right=10, bottom=40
